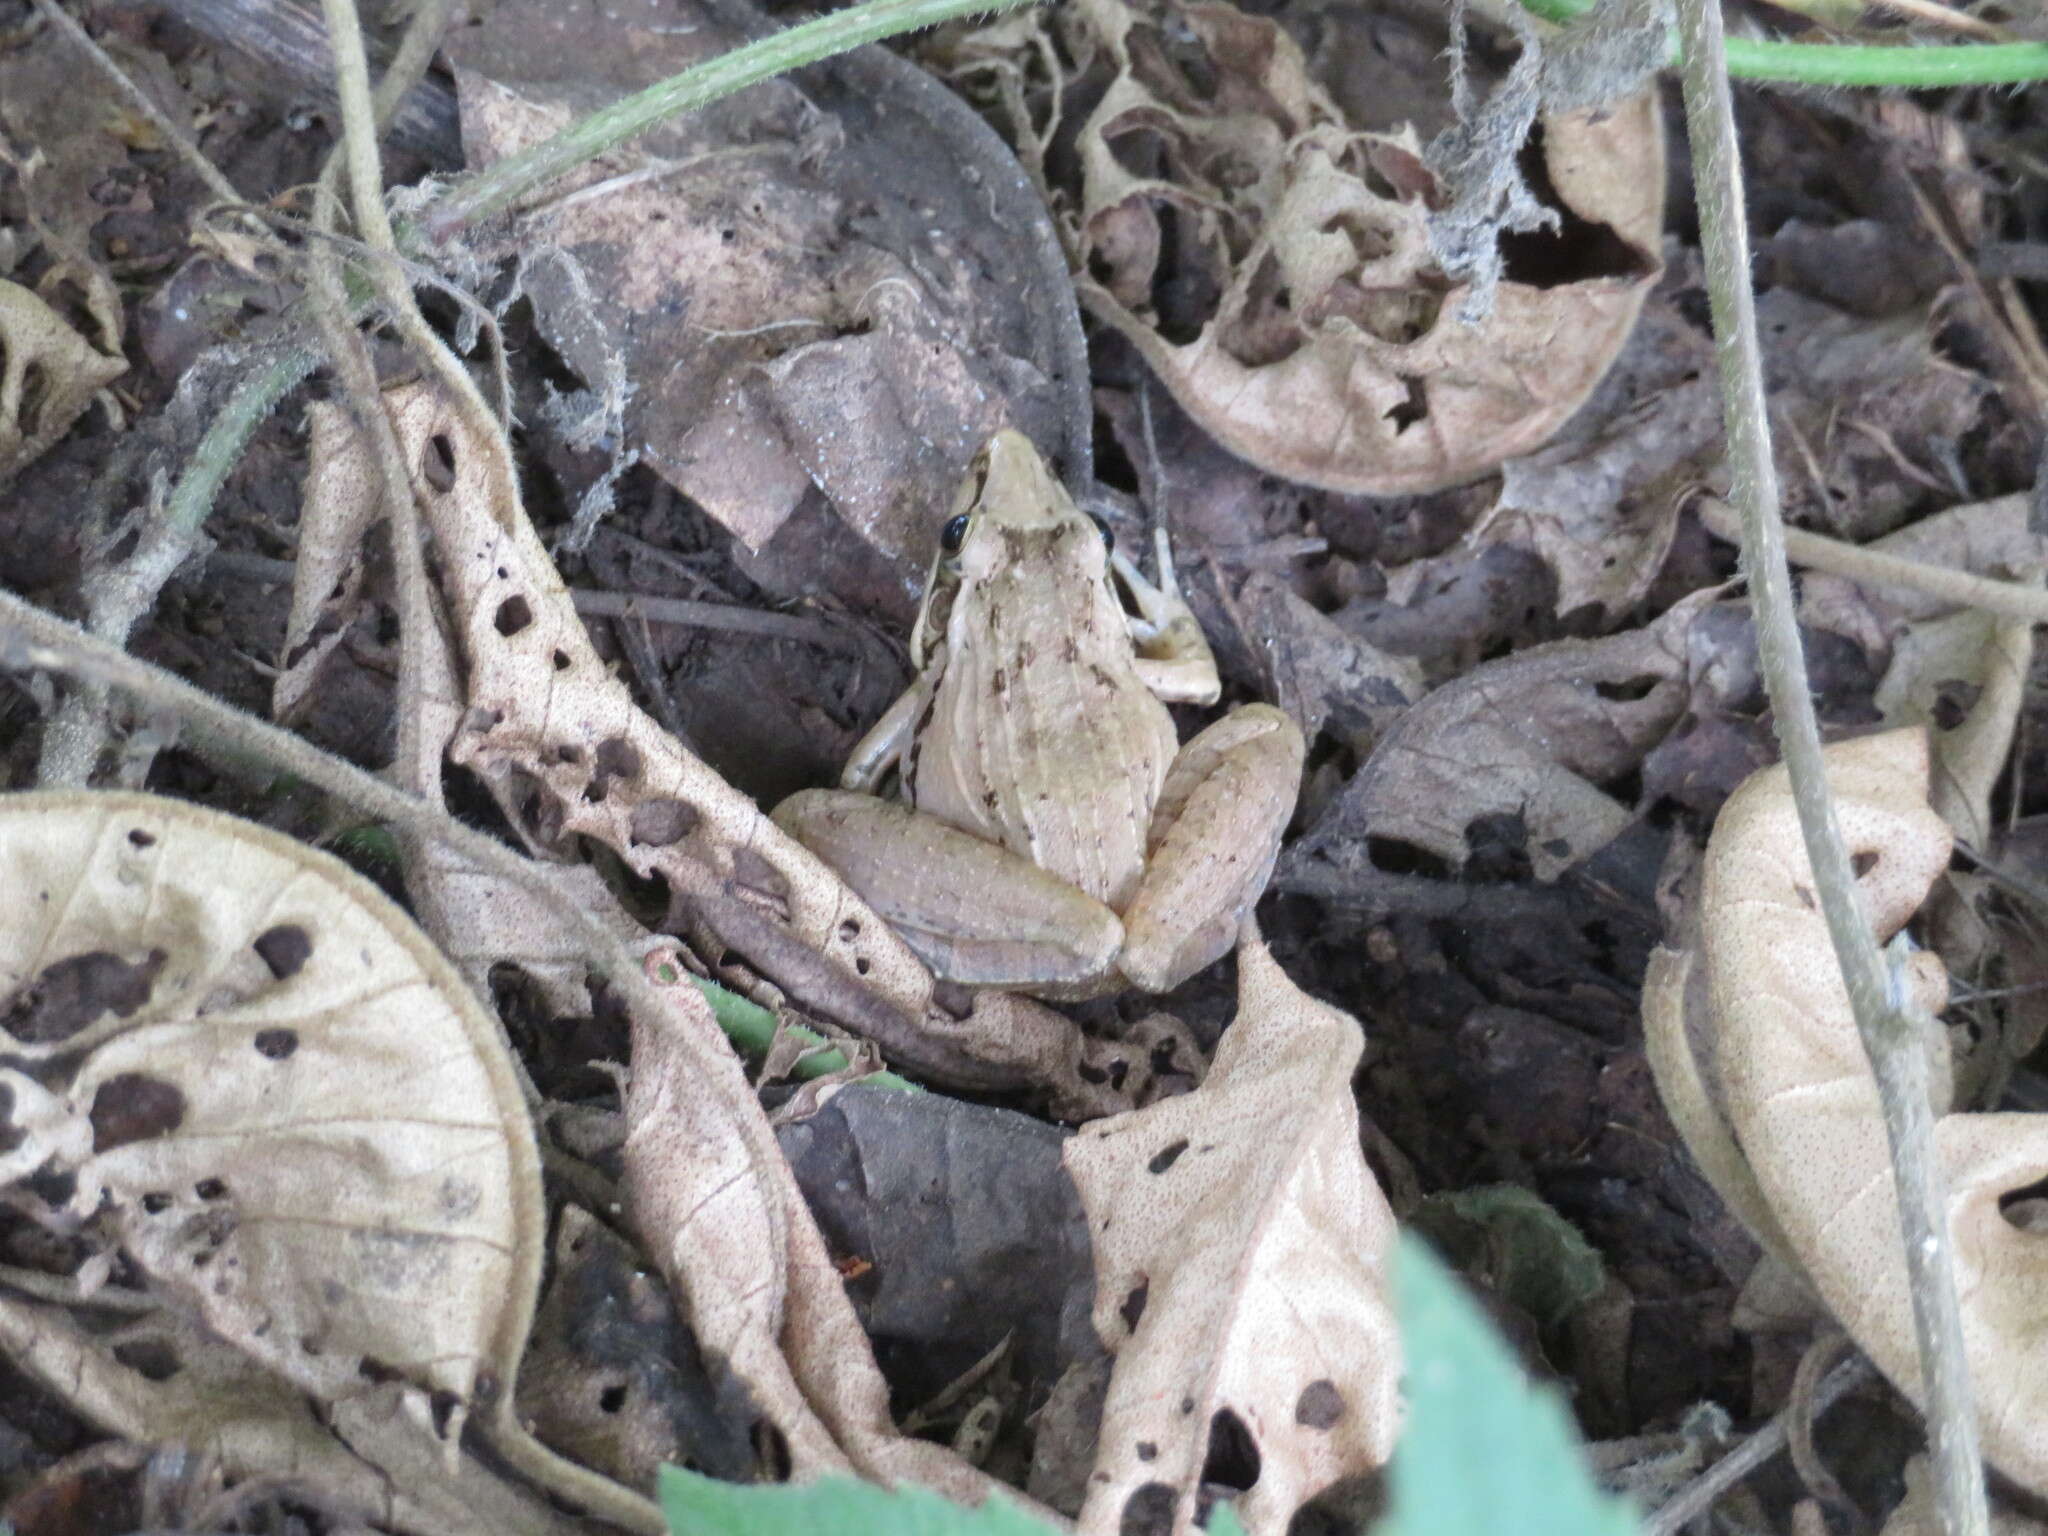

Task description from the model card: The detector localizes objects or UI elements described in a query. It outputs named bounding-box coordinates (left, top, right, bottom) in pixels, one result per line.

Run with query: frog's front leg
left=1114, top=530, right=1220, bottom=705
left=838, top=658, right=941, bottom=793
left=772, top=790, right=1124, bottom=992
left=1118, top=704, right=1306, bottom=992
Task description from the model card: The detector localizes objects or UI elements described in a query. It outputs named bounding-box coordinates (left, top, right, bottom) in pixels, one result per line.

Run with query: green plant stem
left=1674, top=0, right=1989, bottom=1533
left=1517, top=0, right=2048, bottom=84
left=420, top=0, right=1037, bottom=240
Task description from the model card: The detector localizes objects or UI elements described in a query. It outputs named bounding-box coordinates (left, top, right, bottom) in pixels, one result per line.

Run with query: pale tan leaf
left=0, top=276, right=125, bottom=486
left=1063, top=932, right=1400, bottom=1536
left=272, top=402, right=382, bottom=724
left=1694, top=729, right=2048, bottom=1496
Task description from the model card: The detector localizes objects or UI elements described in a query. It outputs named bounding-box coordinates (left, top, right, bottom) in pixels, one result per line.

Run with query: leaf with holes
left=939, top=0, right=1661, bottom=494
left=1062, top=931, right=1400, bottom=1536
left=0, top=790, right=545, bottom=1462
left=1646, top=729, right=2048, bottom=1497
left=1287, top=591, right=1707, bottom=885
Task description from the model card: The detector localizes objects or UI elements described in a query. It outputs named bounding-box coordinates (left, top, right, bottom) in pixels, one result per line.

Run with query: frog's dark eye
left=1089, top=513, right=1114, bottom=551
left=941, top=512, right=971, bottom=554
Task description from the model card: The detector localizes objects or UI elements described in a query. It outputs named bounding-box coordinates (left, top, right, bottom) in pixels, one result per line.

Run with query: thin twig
left=1695, top=496, right=2048, bottom=623
left=1643, top=1357, right=1873, bottom=1536
left=1675, top=1, right=1989, bottom=1532
left=568, top=588, right=857, bottom=647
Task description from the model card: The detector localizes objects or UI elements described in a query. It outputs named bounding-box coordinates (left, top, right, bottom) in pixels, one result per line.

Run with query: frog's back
left=911, top=562, right=1177, bottom=912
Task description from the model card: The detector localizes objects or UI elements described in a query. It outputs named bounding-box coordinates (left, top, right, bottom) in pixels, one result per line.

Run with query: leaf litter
left=1, top=0, right=2046, bottom=1533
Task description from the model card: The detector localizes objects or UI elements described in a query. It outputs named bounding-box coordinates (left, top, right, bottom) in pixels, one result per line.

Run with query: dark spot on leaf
left=422, top=434, right=458, bottom=492
left=1795, top=883, right=1815, bottom=911
left=1148, top=1139, right=1189, bottom=1174
left=254, top=1028, right=299, bottom=1060
left=140, top=1191, right=173, bottom=1214
left=599, top=1383, right=628, bottom=1413
left=1595, top=674, right=1662, bottom=703
left=126, top=828, right=156, bottom=848
left=1296, top=1379, right=1345, bottom=1429
left=253, top=924, right=312, bottom=980
left=112, top=1338, right=183, bottom=1381
left=1383, top=375, right=1427, bottom=433
left=2, top=949, right=167, bottom=1043
left=90, top=1073, right=186, bottom=1151
left=587, top=736, right=643, bottom=803
left=1852, top=850, right=1878, bottom=878
left=1137, top=1441, right=1158, bottom=1462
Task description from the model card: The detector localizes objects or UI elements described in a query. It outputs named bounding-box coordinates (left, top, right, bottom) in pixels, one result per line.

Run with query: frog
left=772, top=430, right=1305, bottom=998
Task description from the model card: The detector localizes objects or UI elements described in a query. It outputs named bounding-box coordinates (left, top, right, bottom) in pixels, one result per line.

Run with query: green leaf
left=1410, top=1183, right=1607, bottom=1332
left=1376, top=1233, right=1639, bottom=1536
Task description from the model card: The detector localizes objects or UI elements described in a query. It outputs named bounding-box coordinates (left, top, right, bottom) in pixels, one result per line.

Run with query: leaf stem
left=1516, top=0, right=2048, bottom=84
left=421, top=0, right=1040, bottom=241
left=1673, top=0, right=1989, bottom=1533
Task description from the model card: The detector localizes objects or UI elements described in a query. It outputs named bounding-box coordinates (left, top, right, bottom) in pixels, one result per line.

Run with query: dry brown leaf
left=0, top=790, right=644, bottom=1532
left=1289, top=591, right=1707, bottom=882
left=272, top=401, right=382, bottom=724
left=446, top=0, right=1087, bottom=566
left=623, top=973, right=1060, bottom=1517
left=0, top=276, right=125, bottom=486
left=1798, top=491, right=2041, bottom=649
left=1670, top=729, right=2048, bottom=1496
left=339, top=380, right=1153, bottom=1117
left=950, top=0, right=1661, bottom=493
left=1063, top=930, right=1400, bottom=1536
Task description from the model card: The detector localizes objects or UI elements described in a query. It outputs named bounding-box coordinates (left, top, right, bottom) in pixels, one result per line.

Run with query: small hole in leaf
left=838, top=919, right=860, bottom=941
left=630, top=798, right=699, bottom=847
left=1383, top=376, right=1427, bottom=433
left=127, top=828, right=156, bottom=848
left=422, top=434, right=458, bottom=492
left=194, top=1177, right=227, bottom=1201
left=599, top=1383, right=628, bottom=1413
left=1852, top=851, right=1879, bottom=878
left=1595, top=674, right=1661, bottom=703
left=494, top=595, right=534, bottom=636
left=1296, top=1379, right=1345, bottom=1429
left=1119, top=1482, right=1176, bottom=1536
left=855, top=957, right=871, bottom=976
left=553, top=649, right=572, bottom=672
left=112, top=1339, right=183, bottom=1381
left=1120, top=1281, right=1149, bottom=1331
left=1201, top=1407, right=1261, bottom=1492
left=141, top=1191, right=173, bottom=1215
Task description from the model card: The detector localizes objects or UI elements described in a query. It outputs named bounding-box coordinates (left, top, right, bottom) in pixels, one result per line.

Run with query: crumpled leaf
left=1062, top=931, right=1400, bottom=1536
left=1875, top=608, right=2032, bottom=854
left=445, top=0, right=1088, bottom=568
left=0, top=276, right=126, bottom=485
left=0, top=789, right=613, bottom=1534
left=947, top=0, right=1661, bottom=493
left=317, top=380, right=1155, bottom=1118
left=1288, top=591, right=1707, bottom=883
left=1649, top=729, right=2048, bottom=1496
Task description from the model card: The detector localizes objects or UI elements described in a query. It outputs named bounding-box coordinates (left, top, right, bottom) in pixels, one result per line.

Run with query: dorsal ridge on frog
left=773, top=430, right=1304, bottom=1000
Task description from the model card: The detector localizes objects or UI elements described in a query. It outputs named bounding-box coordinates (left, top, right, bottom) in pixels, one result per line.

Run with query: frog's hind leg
left=1120, top=704, right=1306, bottom=993
left=773, top=790, right=1124, bottom=992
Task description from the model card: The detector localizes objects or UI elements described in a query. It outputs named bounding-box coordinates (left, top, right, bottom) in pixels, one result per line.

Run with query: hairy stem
left=1674, top=1, right=1989, bottom=1533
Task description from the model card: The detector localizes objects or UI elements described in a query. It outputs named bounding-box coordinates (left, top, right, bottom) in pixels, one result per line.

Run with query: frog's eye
left=941, top=512, right=971, bottom=554
left=1089, top=513, right=1115, bottom=551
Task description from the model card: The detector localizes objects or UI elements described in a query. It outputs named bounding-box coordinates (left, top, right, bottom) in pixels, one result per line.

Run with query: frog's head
left=946, top=429, right=1112, bottom=575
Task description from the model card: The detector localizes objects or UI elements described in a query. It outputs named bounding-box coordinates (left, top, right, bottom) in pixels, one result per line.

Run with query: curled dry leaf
left=623, top=975, right=1058, bottom=1517
left=1063, top=931, right=1400, bottom=1536
left=1288, top=591, right=1707, bottom=883
left=946, top=0, right=1661, bottom=493
left=0, top=276, right=126, bottom=486
left=1875, top=608, right=2032, bottom=854
left=332, top=381, right=1150, bottom=1117
left=0, top=790, right=591, bottom=1532
left=1648, top=730, right=2048, bottom=1496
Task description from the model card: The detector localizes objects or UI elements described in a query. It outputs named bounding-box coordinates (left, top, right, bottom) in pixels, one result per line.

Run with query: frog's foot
left=1113, top=529, right=1220, bottom=706
left=773, top=790, right=1123, bottom=993
left=1119, top=704, right=1306, bottom=993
